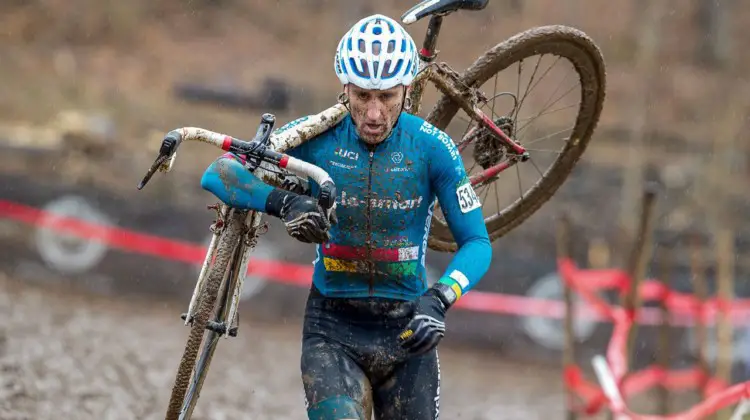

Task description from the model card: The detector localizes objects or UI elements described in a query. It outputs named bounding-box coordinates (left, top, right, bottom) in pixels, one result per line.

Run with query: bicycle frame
left=410, top=15, right=529, bottom=181
left=181, top=12, right=534, bottom=339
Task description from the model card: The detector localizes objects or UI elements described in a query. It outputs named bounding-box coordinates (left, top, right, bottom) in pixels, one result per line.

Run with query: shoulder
left=273, top=114, right=351, bottom=155
left=398, top=113, right=460, bottom=163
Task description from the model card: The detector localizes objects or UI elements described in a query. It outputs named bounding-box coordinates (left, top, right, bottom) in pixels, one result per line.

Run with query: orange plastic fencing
left=558, top=258, right=750, bottom=419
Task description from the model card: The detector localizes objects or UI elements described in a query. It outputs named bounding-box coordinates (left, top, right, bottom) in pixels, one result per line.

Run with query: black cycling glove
left=398, top=283, right=457, bottom=356
left=280, top=175, right=311, bottom=196
left=265, top=188, right=336, bottom=244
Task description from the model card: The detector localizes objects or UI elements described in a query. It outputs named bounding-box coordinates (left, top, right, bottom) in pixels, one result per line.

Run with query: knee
left=307, top=396, right=364, bottom=420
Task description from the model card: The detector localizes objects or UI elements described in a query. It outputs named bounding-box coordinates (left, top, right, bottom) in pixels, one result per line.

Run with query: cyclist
left=200, top=13, right=492, bottom=420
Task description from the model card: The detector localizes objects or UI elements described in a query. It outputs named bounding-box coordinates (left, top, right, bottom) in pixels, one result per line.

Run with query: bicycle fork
left=221, top=210, right=263, bottom=339
left=183, top=206, right=262, bottom=337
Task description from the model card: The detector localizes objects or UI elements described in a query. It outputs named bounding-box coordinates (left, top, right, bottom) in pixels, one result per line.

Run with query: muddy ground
left=0, top=273, right=575, bottom=420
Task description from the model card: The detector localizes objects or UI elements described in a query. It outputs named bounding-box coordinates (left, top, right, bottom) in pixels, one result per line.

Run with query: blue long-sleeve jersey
left=202, top=112, right=492, bottom=301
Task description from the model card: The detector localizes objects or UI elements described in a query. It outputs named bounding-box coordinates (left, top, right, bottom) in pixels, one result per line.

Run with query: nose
left=365, top=100, right=383, bottom=122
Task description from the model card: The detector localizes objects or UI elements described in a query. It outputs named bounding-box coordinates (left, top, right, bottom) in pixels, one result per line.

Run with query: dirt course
left=0, top=273, right=568, bottom=420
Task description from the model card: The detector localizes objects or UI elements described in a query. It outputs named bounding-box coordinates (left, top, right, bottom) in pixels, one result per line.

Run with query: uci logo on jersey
left=334, top=148, right=359, bottom=161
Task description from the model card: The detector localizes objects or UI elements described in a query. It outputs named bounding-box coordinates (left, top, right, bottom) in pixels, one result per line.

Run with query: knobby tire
left=164, top=209, right=245, bottom=420
left=426, top=25, right=607, bottom=252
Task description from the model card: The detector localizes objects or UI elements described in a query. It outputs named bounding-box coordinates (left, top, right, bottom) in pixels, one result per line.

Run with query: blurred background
left=1, top=0, right=749, bottom=419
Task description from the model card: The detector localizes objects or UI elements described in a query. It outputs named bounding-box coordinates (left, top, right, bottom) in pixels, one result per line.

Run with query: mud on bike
left=137, top=0, right=606, bottom=418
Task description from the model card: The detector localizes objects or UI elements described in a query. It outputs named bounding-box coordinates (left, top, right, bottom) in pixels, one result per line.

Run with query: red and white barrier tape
left=559, top=259, right=750, bottom=419
left=0, top=199, right=565, bottom=316
left=3, top=198, right=750, bottom=324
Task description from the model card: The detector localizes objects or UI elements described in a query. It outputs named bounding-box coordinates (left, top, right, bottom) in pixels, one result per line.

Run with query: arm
left=398, top=126, right=492, bottom=356
left=200, top=153, right=274, bottom=212
left=428, top=136, right=492, bottom=304
left=200, top=153, right=332, bottom=243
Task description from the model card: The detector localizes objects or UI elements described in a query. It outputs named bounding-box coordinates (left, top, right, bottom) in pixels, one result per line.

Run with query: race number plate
left=456, top=183, right=481, bottom=213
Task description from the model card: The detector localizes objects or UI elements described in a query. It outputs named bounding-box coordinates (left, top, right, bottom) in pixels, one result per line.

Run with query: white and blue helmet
left=334, top=14, right=420, bottom=90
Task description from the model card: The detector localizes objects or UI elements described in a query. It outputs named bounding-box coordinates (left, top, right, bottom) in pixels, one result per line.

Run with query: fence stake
left=557, top=213, right=577, bottom=420
left=622, top=187, right=658, bottom=393
left=715, top=228, right=735, bottom=420
left=690, top=233, right=711, bottom=413
left=656, top=245, right=672, bottom=415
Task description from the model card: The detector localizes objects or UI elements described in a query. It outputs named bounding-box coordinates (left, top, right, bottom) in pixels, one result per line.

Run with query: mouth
left=362, top=123, right=384, bottom=136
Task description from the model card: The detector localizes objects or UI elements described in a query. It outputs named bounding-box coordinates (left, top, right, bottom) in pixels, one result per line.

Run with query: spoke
left=536, top=69, right=572, bottom=113
left=518, top=108, right=577, bottom=125
left=491, top=73, right=499, bottom=119
left=515, top=56, right=563, bottom=120
left=529, top=158, right=546, bottom=178
left=455, top=113, right=473, bottom=126
left=493, top=181, right=501, bottom=215
left=466, top=159, right=478, bottom=176
left=461, top=115, right=474, bottom=140
left=516, top=59, right=523, bottom=108
left=515, top=164, right=524, bottom=201
left=516, top=91, right=579, bottom=135
left=523, top=148, right=562, bottom=154
left=522, top=125, right=575, bottom=146
left=453, top=113, right=476, bottom=147
left=475, top=182, right=490, bottom=199
left=480, top=181, right=493, bottom=204
left=516, top=67, right=570, bottom=123
left=480, top=92, right=515, bottom=121
left=520, top=74, right=578, bottom=124
left=515, top=55, right=544, bottom=120
left=524, top=56, right=564, bottom=103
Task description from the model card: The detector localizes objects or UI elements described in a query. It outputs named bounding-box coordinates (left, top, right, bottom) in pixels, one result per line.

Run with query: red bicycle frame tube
left=465, top=107, right=528, bottom=187
left=418, top=16, right=528, bottom=189
left=474, top=106, right=527, bottom=155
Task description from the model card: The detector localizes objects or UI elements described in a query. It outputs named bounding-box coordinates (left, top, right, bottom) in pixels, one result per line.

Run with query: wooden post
left=621, top=187, right=658, bottom=409
left=715, top=229, right=735, bottom=420
left=618, top=0, right=666, bottom=232
left=656, top=245, right=673, bottom=415
left=690, top=234, right=710, bottom=407
left=557, top=213, right=577, bottom=420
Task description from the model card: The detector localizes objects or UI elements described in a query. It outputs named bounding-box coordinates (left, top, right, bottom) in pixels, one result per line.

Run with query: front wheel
left=164, top=209, right=248, bottom=420
left=426, top=25, right=607, bottom=252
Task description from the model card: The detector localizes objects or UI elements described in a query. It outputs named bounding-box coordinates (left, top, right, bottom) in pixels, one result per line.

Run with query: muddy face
left=346, top=84, right=405, bottom=145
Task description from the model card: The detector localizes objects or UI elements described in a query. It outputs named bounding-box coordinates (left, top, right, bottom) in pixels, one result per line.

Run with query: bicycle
left=137, top=1, right=606, bottom=418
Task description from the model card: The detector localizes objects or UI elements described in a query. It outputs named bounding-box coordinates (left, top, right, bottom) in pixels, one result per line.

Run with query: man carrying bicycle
left=201, top=13, right=492, bottom=420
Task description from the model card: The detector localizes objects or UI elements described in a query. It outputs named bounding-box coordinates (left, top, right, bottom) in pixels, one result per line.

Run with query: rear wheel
left=426, top=25, right=607, bottom=252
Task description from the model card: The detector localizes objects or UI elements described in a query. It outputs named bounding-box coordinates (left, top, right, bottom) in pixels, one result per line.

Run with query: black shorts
left=301, top=286, right=440, bottom=420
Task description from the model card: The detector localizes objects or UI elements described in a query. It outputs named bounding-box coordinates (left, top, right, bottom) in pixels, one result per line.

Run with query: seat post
left=420, top=15, right=444, bottom=62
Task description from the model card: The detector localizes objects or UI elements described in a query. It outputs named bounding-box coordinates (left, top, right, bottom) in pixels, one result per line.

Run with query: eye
left=380, top=92, right=396, bottom=101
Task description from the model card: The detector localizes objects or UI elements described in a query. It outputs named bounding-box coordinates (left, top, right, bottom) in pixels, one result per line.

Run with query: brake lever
left=256, top=113, right=276, bottom=146
left=239, top=113, right=276, bottom=172
left=137, top=153, right=170, bottom=190
left=317, top=180, right=337, bottom=211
